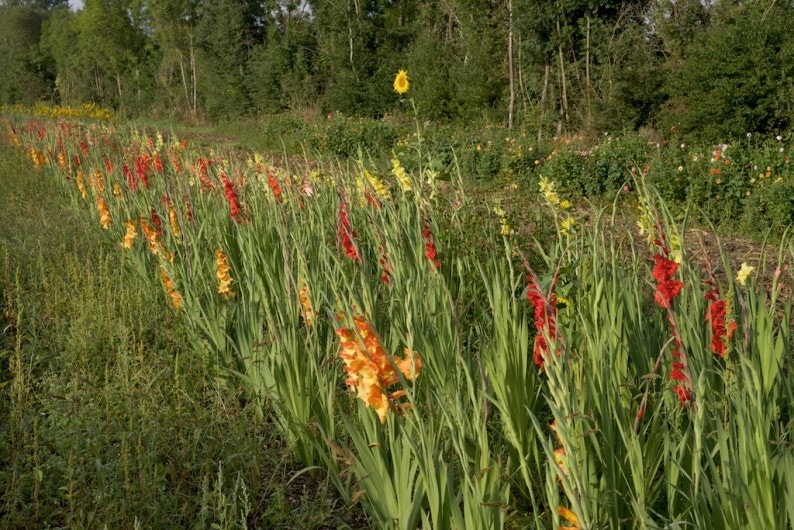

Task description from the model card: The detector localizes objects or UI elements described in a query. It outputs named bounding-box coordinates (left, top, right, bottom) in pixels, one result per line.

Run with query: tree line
left=2, top=0, right=794, bottom=139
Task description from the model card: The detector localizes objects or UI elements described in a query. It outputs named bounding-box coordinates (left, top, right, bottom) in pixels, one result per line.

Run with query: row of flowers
left=2, top=106, right=789, bottom=529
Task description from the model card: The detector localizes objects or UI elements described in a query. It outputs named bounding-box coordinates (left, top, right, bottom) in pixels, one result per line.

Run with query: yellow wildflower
left=539, top=176, right=560, bottom=205
left=112, top=182, right=123, bottom=200
left=216, top=249, right=235, bottom=299
left=493, top=205, right=513, bottom=236
left=561, top=216, right=576, bottom=235
left=393, top=69, right=410, bottom=95
left=736, top=262, right=755, bottom=286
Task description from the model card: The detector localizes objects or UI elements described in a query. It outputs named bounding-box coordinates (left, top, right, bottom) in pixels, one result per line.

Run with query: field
left=1, top=105, right=792, bottom=529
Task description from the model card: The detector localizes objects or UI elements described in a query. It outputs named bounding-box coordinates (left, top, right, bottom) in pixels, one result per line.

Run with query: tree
left=0, top=0, right=68, bottom=10
left=0, top=5, right=52, bottom=103
left=660, top=3, right=794, bottom=139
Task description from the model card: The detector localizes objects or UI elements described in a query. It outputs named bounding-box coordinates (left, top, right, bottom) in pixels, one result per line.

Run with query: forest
left=2, top=0, right=794, bottom=140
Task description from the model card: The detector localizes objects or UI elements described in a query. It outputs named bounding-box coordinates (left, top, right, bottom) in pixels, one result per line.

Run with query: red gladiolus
left=197, top=157, right=215, bottom=191
left=365, top=190, right=381, bottom=209
left=650, top=253, right=693, bottom=407
left=655, top=279, right=684, bottom=309
left=221, top=174, right=242, bottom=222
left=154, top=154, right=163, bottom=172
left=706, top=299, right=737, bottom=358
left=80, top=141, right=88, bottom=156
left=169, top=151, right=183, bottom=174
left=670, top=360, right=687, bottom=382
left=673, top=385, right=692, bottom=407
left=123, top=163, right=137, bottom=191
left=652, top=255, right=683, bottom=309
left=267, top=171, right=283, bottom=202
left=150, top=209, right=163, bottom=236
left=379, top=249, right=391, bottom=285
left=422, top=220, right=441, bottom=270
left=135, top=156, right=150, bottom=188
left=527, top=278, right=558, bottom=369
left=652, top=254, right=678, bottom=283
left=337, top=202, right=359, bottom=262
left=104, top=156, right=113, bottom=175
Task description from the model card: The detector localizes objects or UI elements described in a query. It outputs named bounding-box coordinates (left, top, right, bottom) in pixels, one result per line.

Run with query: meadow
left=1, top=102, right=792, bottom=529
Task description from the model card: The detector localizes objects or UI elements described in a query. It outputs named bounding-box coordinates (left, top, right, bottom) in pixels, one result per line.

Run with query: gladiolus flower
left=364, top=169, right=391, bottom=201
left=267, top=171, right=283, bottom=202
left=215, top=249, right=235, bottom=299
left=558, top=506, right=579, bottom=528
left=167, top=200, right=180, bottom=238
left=123, top=164, right=136, bottom=191
left=736, top=262, right=755, bottom=286
left=422, top=220, right=441, bottom=270
left=337, top=201, right=359, bottom=262
left=298, top=280, right=315, bottom=327
left=652, top=255, right=683, bottom=309
left=221, top=173, right=242, bottom=221
left=134, top=156, right=150, bottom=188
left=122, top=220, right=137, bottom=249
left=527, top=278, right=558, bottom=369
left=336, top=316, right=421, bottom=423
left=706, top=299, right=736, bottom=358
left=140, top=219, right=157, bottom=251
left=76, top=170, right=87, bottom=199
left=159, top=266, right=183, bottom=310
left=97, top=197, right=111, bottom=229
left=391, top=158, right=412, bottom=192
left=150, top=209, right=163, bottom=236
left=673, top=385, right=692, bottom=407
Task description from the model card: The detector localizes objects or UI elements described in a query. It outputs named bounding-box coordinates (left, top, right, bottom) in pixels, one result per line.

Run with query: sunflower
left=393, top=69, right=410, bottom=95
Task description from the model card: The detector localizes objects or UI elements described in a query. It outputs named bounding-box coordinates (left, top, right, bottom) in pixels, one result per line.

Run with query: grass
left=0, top=142, right=361, bottom=528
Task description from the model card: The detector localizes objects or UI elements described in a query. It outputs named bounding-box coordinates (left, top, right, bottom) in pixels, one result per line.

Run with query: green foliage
left=0, top=6, right=51, bottom=104
left=308, top=113, right=399, bottom=158
left=661, top=4, right=794, bottom=139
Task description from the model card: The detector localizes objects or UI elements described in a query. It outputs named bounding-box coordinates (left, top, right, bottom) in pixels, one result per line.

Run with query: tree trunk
left=178, top=52, right=190, bottom=113
left=539, top=61, right=550, bottom=143
left=557, top=20, right=569, bottom=131
left=190, top=33, right=197, bottom=114
left=585, top=15, right=592, bottom=129
left=507, top=0, right=515, bottom=130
